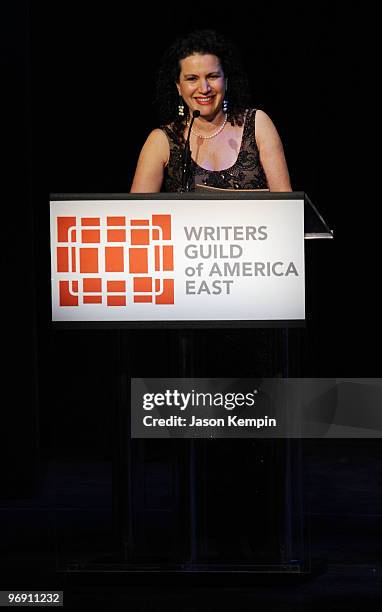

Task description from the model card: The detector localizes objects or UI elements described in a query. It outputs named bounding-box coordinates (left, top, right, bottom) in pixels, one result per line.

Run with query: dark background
left=2, top=1, right=381, bottom=608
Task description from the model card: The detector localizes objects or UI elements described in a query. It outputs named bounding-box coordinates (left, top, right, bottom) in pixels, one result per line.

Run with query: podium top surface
left=50, top=192, right=333, bottom=239
left=51, top=191, right=305, bottom=201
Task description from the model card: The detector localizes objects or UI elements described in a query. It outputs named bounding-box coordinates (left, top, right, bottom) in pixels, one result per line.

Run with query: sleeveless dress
left=161, top=108, right=268, bottom=192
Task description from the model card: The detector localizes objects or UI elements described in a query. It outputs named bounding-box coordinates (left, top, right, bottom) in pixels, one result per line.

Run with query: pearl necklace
left=188, top=113, right=228, bottom=139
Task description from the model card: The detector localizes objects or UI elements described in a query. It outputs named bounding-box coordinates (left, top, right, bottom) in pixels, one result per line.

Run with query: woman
left=130, top=30, right=290, bottom=564
left=131, top=29, right=292, bottom=193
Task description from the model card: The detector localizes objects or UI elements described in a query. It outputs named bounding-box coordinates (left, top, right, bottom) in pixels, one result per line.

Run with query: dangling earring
left=223, top=79, right=228, bottom=113
left=178, top=96, right=185, bottom=117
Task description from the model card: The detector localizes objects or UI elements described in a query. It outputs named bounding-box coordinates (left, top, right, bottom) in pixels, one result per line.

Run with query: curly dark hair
left=155, top=29, right=252, bottom=142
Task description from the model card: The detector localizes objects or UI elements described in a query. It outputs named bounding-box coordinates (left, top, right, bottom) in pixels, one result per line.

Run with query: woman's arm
left=130, top=129, right=170, bottom=193
left=255, top=110, right=292, bottom=192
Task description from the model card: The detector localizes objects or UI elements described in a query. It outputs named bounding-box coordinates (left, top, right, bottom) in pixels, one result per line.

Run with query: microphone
left=181, top=110, right=200, bottom=192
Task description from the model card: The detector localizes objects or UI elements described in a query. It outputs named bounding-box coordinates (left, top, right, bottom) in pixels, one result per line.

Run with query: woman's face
left=176, top=53, right=227, bottom=120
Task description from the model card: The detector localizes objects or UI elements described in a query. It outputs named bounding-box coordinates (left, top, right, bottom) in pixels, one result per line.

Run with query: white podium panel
left=50, top=197, right=305, bottom=322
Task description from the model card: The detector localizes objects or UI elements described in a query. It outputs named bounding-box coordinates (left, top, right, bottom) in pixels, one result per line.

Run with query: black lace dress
left=161, top=108, right=268, bottom=192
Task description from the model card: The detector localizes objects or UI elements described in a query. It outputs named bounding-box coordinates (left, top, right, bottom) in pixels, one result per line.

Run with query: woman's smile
left=194, top=95, right=216, bottom=105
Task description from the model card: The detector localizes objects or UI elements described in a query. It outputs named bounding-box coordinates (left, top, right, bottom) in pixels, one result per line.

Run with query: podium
left=50, top=192, right=332, bottom=577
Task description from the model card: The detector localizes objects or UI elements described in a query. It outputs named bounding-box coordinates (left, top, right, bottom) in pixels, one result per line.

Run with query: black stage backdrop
left=2, top=0, right=381, bottom=607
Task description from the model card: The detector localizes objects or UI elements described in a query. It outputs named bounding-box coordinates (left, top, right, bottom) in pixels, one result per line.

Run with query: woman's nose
left=199, top=79, right=211, bottom=93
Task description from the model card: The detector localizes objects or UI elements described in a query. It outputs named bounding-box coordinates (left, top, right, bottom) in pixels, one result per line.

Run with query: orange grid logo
left=56, top=215, right=174, bottom=307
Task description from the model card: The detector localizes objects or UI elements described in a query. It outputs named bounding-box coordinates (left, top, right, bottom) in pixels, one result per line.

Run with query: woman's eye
left=184, top=74, right=221, bottom=81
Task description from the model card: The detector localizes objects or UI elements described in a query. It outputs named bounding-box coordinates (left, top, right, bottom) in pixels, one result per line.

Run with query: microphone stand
left=179, top=111, right=200, bottom=565
left=181, top=110, right=200, bottom=192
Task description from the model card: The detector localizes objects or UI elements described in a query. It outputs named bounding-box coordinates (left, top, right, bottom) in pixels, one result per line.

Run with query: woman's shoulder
left=144, top=128, right=171, bottom=152
left=146, top=127, right=170, bottom=143
left=247, top=108, right=270, bottom=122
left=137, top=128, right=170, bottom=168
left=237, top=108, right=264, bottom=130
left=252, top=109, right=279, bottom=138
left=253, top=108, right=272, bottom=121
left=246, top=109, right=277, bottom=140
